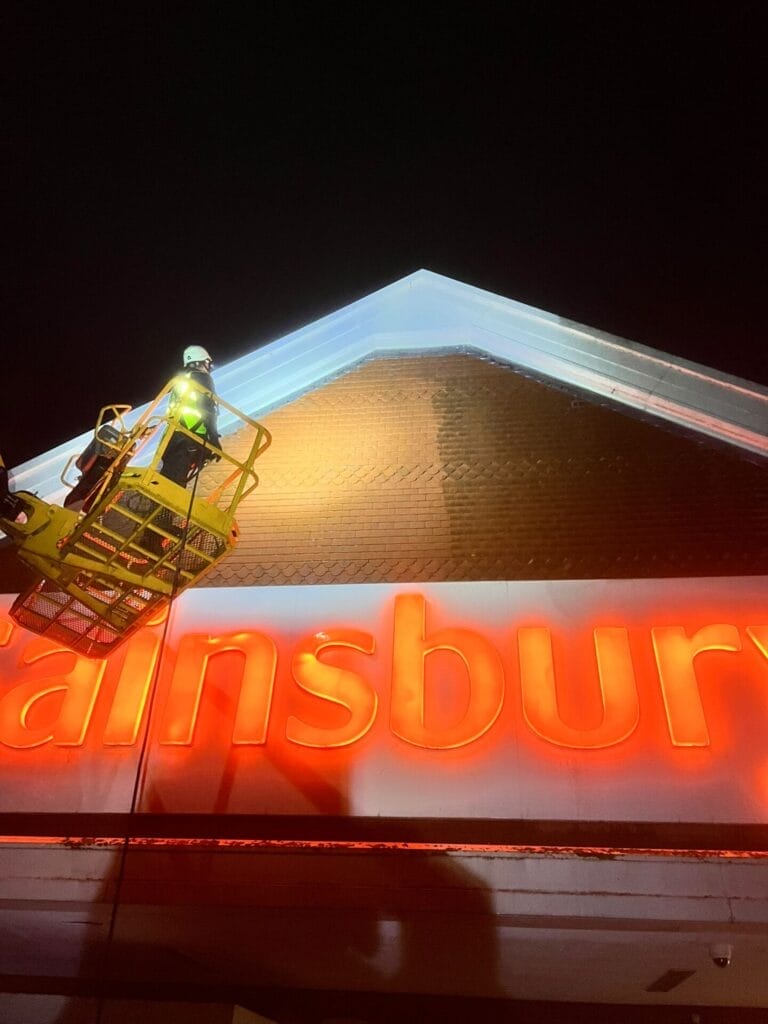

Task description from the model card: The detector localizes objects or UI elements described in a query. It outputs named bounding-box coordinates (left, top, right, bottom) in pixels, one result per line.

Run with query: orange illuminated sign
left=0, top=592, right=766, bottom=755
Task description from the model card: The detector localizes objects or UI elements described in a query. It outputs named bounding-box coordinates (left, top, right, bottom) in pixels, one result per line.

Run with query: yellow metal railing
left=3, top=377, right=271, bottom=657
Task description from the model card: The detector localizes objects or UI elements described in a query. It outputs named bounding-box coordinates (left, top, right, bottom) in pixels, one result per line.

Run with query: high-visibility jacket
left=169, top=368, right=220, bottom=444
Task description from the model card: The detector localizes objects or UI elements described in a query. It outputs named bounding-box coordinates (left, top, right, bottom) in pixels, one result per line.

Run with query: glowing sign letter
left=160, top=632, right=277, bottom=745
left=103, top=630, right=163, bottom=745
left=746, top=626, right=768, bottom=663
left=391, top=593, right=504, bottom=749
left=0, top=640, right=106, bottom=749
left=518, top=627, right=639, bottom=749
left=652, top=625, right=740, bottom=746
left=287, top=630, right=376, bottom=748
left=0, top=617, right=13, bottom=646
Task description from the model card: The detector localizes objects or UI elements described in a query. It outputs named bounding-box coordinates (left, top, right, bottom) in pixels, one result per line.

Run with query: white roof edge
left=9, top=269, right=767, bottom=503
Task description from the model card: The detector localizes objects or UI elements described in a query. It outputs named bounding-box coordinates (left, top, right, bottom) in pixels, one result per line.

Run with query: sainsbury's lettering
left=0, top=597, right=766, bottom=755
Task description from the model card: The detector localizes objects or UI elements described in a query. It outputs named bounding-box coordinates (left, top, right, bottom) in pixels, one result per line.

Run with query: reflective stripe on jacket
left=169, top=369, right=219, bottom=439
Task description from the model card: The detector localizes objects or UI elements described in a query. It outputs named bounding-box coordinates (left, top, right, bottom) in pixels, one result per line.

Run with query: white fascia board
left=9, top=269, right=767, bottom=505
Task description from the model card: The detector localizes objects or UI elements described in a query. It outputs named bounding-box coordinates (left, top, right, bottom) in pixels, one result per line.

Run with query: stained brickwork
left=198, top=353, right=767, bottom=586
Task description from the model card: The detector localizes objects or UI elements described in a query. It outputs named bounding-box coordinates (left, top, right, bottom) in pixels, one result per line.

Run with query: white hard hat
left=183, top=344, right=212, bottom=367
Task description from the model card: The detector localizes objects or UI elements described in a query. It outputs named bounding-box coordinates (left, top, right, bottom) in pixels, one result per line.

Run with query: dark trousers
left=159, top=432, right=210, bottom=486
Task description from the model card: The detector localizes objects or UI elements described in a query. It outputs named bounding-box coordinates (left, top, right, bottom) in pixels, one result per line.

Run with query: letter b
left=391, top=594, right=504, bottom=749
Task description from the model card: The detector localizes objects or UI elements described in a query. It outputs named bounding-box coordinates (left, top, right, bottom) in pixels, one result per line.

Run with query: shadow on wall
left=38, top=730, right=503, bottom=1022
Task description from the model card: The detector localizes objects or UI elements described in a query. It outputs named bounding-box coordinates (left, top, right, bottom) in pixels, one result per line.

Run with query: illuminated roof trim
left=11, top=269, right=768, bottom=502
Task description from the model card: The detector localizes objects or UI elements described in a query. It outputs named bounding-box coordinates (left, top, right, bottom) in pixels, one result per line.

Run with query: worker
left=63, top=421, right=132, bottom=511
left=159, top=345, right=222, bottom=486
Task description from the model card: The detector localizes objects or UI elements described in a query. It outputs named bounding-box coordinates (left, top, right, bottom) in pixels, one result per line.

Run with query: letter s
left=287, top=629, right=376, bottom=748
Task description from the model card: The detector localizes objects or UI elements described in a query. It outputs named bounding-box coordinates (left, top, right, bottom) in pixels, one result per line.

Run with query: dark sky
left=4, top=3, right=767, bottom=467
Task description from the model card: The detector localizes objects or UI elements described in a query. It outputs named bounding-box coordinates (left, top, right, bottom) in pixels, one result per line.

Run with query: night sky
left=5, top=4, right=766, bottom=468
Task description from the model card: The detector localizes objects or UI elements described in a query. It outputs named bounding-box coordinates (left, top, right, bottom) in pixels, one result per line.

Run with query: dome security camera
left=709, top=943, right=732, bottom=968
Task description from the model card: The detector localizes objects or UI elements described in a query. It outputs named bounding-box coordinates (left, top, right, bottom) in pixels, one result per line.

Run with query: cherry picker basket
left=7, top=378, right=270, bottom=657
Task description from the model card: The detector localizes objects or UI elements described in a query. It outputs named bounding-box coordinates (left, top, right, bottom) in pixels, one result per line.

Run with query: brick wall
left=202, top=353, right=768, bottom=586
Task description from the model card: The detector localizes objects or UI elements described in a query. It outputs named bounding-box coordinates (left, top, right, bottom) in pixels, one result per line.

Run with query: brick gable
left=197, top=352, right=767, bottom=586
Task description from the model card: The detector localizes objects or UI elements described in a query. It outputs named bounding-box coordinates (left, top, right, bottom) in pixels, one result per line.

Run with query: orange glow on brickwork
left=518, top=627, right=639, bottom=749
left=651, top=625, right=741, bottom=746
left=390, top=594, right=505, bottom=749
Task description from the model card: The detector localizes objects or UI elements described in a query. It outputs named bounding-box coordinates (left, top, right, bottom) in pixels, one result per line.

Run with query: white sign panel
left=0, top=578, right=766, bottom=824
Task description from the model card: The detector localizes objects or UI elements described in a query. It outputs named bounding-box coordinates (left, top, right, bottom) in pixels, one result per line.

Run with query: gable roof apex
left=10, top=271, right=767, bottom=505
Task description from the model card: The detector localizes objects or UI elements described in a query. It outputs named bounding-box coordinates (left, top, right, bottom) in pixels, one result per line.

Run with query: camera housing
left=709, top=943, right=732, bottom=968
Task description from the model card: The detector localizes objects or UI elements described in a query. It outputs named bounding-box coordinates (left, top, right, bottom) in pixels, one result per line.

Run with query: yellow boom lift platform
left=0, top=377, right=271, bottom=657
